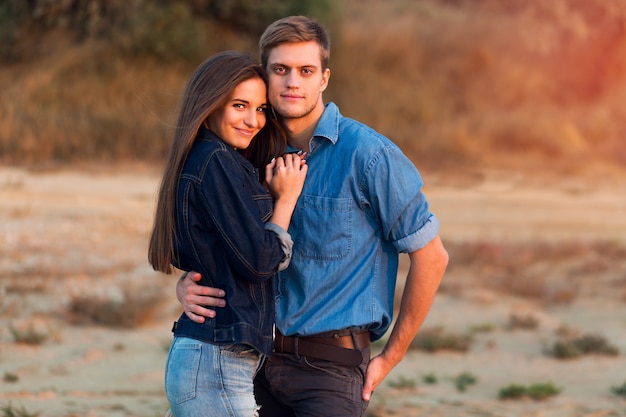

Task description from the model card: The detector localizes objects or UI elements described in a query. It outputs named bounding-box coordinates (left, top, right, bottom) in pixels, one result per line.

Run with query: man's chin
left=274, top=106, right=309, bottom=120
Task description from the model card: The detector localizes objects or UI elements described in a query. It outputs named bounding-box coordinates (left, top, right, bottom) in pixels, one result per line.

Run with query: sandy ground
left=1, top=164, right=625, bottom=417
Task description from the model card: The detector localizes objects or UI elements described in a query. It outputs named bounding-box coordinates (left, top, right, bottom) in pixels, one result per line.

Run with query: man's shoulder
left=326, top=104, right=393, bottom=145
left=338, top=117, right=398, bottom=155
left=317, top=103, right=402, bottom=162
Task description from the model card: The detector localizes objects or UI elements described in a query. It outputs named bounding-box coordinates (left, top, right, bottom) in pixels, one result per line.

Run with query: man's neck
left=283, top=102, right=325, bottom=152
left=283, top=119, right=315, bottom=151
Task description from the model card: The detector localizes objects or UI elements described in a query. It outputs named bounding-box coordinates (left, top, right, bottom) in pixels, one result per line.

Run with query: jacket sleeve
left=195, top=150, right=289, bottom=283
left=264, top=222, right=293, bottom=271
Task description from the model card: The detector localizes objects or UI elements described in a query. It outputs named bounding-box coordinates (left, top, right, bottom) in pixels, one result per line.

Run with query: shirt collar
left=312, top=102, right=340, bottom=145
left=285, top=102, right=340, bottom=154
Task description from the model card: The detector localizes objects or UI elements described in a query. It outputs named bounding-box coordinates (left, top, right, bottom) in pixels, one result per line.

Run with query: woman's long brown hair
left=148, top=52, right=286, bottom=274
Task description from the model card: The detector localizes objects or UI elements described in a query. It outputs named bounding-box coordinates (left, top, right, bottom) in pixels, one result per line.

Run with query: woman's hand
left=264, top=153, right=308, bottom=230
left=265, top=153, right=308, bottom=202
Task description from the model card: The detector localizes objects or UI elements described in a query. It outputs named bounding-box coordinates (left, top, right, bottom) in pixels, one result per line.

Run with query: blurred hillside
left=1, top=0, right=625, bottom=175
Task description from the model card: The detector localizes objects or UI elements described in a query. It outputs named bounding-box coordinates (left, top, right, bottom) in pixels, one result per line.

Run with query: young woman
left=148, top=51, right=308, bottom=417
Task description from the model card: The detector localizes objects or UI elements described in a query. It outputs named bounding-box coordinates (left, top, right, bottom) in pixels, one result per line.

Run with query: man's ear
left=320, top=68, right=330, bottom=92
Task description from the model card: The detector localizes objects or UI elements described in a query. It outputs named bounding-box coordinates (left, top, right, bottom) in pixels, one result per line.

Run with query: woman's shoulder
left=188, top=136, right=226, bottom=161
left=181, top=138, right=235, bottom=180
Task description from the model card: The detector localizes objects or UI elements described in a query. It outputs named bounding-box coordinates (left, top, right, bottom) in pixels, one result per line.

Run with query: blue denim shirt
left=172, top=127, right=292, bottom=356
left=275, top=103, right=440, bottom=341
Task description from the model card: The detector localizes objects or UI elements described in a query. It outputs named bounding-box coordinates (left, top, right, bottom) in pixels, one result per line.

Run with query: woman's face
left=208, top=77, right=267, bottom=150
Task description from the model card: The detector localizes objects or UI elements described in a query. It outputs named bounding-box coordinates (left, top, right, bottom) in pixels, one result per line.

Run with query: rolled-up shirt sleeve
left=363, top=144, right=440, bottom=254
left=394, top=214, right=440, bottom=253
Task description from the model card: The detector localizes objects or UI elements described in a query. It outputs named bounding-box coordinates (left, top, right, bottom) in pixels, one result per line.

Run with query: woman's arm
left=177, top=153, right=308, bottom=322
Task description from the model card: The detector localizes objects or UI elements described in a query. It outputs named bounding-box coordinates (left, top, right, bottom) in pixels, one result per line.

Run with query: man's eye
left=274, top=67, right=285, bottom=74
left=302, top=69, right=313, bottom=75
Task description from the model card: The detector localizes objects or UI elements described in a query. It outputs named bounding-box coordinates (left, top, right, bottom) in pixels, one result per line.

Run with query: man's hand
left=176, top=272, right=226, bottom=323
left=362, top=353, right=394, bottom=402
left=362, top=235, right=448, bottom=401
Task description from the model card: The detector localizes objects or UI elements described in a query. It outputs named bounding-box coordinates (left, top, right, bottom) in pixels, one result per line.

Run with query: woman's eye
left=257, top=107, right=267, bottom=113
left=233, top=103, right=245, bottom=109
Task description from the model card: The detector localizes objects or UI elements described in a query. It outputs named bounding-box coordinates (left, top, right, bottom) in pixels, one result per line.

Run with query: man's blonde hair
left=259, top=15, right=330, bottom=70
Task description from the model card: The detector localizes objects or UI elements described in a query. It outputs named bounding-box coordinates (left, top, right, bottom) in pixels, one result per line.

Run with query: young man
left=176, top=16, right=448, bottom=416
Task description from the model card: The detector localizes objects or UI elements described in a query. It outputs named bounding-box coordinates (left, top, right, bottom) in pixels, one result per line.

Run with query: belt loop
left=280, top=333, right=285, bottom=353
left=294, top=336, right=300, bottom=359
left=350, top=331, right=360, bottom=350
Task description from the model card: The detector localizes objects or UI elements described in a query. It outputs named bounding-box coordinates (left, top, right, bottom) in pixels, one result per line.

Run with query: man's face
left=265, top=41, right=330, bottom=121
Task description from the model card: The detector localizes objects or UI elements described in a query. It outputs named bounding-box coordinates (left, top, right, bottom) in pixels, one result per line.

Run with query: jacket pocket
left=294, top=195, right=352, bottom=261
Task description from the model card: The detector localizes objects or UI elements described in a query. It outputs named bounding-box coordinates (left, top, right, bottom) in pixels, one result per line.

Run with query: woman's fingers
left=276, top=153, right=306, bottom=170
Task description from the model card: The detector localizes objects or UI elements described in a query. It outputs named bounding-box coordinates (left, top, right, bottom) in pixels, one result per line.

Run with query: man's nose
left=285, top=72, right=300, bottom=88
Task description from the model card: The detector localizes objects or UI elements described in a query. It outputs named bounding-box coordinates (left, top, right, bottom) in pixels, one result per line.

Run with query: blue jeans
left=165, top=337, right=263, bottom=417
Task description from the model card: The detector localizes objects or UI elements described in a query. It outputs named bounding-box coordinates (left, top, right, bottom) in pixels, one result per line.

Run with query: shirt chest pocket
left=294, top=195, right=352, bottom=261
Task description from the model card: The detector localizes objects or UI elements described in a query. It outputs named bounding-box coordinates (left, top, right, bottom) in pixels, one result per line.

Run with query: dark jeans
left=254, top=348, right=371, bottom=417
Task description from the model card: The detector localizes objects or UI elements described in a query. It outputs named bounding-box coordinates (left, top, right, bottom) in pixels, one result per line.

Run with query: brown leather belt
left=274, top=330, right=370, bottom=366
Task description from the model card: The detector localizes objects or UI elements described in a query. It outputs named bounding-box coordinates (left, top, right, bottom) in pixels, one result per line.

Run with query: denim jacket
left=172, top=127, right=292, bottom=356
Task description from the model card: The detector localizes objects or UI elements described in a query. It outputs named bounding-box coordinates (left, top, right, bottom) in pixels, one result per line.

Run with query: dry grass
left=499, top=382, right=562, bottom=401
left=612, top=381, right=626, bottom=397
left=65, top=285, right=165, bottom=328
left=440, top=240, right=626, bottom=305
left=0, top=42, right=184, bottom=164
left=506, top=313, right=540, bottom=330
left=9, top=325, right=48, bottom=345
left=0, top=402, right=40, bottom=417
left=409, top=326, right=473, bottom=353
left=330, top=0, right=626, bottom=172
left=545, top=333, right=620, bottom=359
left=1, top=0, right=626, bottom=174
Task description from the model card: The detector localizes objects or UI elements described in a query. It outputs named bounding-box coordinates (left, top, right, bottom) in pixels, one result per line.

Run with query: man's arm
left=362, top=235, right=448, bottom=401
left=176, top=272, right=226, bottom=322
